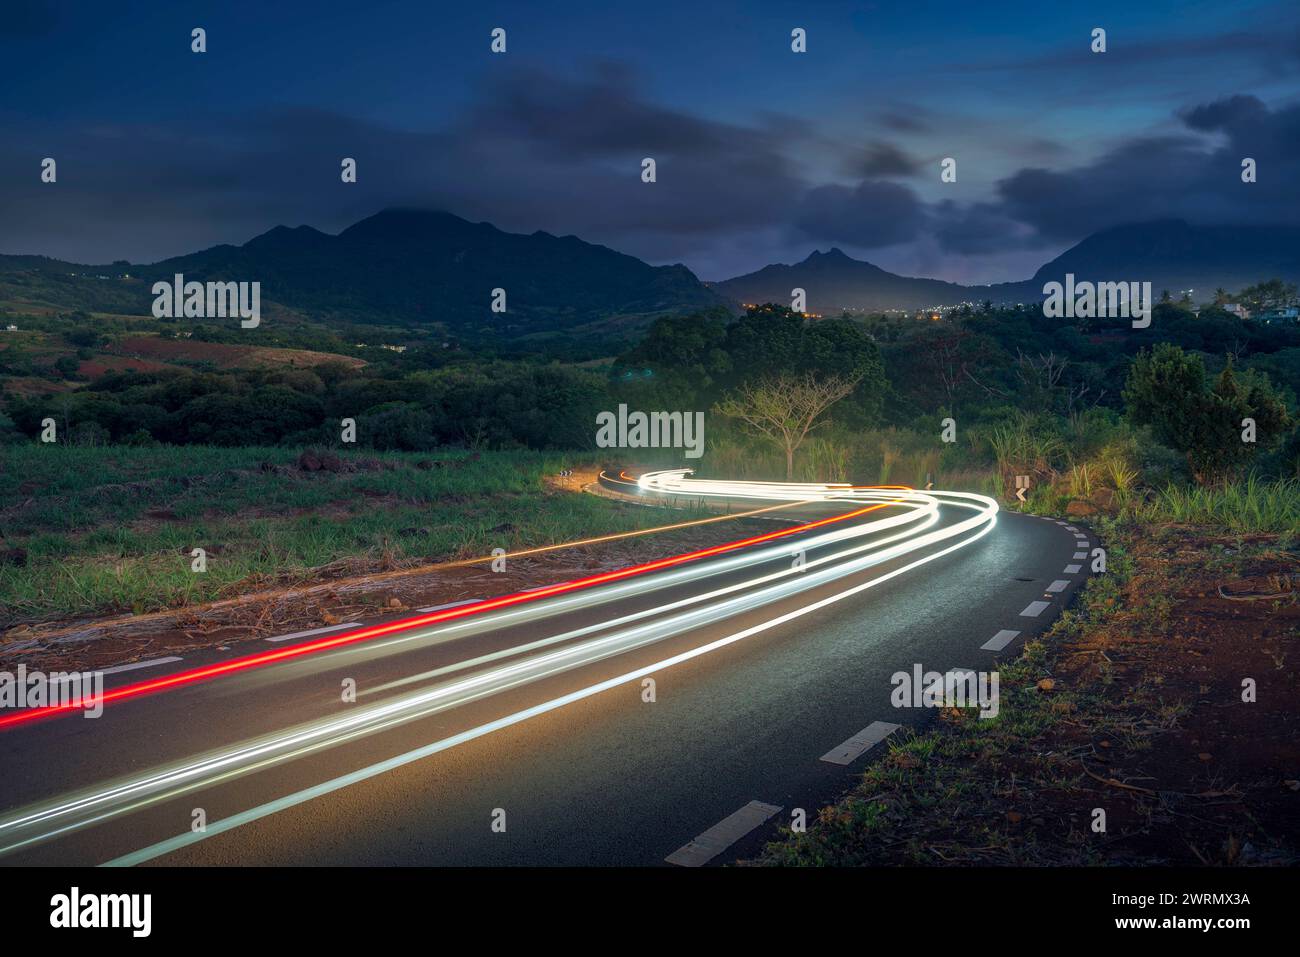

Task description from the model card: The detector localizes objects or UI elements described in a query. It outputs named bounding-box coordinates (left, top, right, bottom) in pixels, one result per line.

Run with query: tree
left=1123, top=343, right=1291, bottom=484
left=713, top=371, right=862, bottom=479
left=1238, top=279, right=1298, bottom=315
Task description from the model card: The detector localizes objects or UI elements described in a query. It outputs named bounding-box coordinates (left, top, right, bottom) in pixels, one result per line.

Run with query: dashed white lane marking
left=415, top=599, right=481, bottom=613
left=981, top=629, right=1021, bottom=651
left=1073, top=551, right=1087, bottom=559
left=665, top=800, right=782, bottom=867
left=30, top=656, right=183, bottom=694
left=1020, top=600, right=1050, bottom=617
left=820, top=720, right=902, bottom=765
left=98, top=656, right=183, bottom=676
left=265, top=623, right=350, bottom=643
left=39, top=657, right=184, bottom=682
left=1046, top=579, right=1070, bottom=593
left=1064, top=563, right=1082, bottom=574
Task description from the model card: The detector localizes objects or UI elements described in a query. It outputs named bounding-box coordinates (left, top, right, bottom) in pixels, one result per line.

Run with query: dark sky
left=1, top=0, right=1297, bottom=282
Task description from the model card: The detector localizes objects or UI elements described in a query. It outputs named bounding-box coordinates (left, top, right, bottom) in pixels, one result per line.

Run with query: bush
left=1124, top=344, right=1291, bottom=484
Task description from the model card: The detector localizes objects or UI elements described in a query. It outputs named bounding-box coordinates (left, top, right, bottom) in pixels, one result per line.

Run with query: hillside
left=715, top=221, right=1300, bottom=312
left=0, top=209, right=729, bottom=337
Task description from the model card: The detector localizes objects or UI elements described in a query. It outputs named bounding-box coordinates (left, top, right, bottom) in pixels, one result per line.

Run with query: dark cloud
left=931, top=200, right=1037, bottom=255
left=792, top=179, right=927, bottom=248
left=0, top=65, right=810, bottom=265
left=0, top=54, right=1294, bottom=286
left=847, top=142, right=922, bottom=178
left=1182, top=94, right=1270, bottom=133
left=930, top=95, right=1300, bottom=254
left=879, top=110, right=930, bottom=134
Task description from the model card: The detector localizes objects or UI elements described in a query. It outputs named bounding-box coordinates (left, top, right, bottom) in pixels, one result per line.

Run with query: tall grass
left=0, top=444, right=688, bottom=622
left=1128, top=476, right=1300, bottom=535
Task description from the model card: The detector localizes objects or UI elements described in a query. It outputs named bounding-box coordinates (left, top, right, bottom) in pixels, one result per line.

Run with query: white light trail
left=0, top=473, right=996, bottom=861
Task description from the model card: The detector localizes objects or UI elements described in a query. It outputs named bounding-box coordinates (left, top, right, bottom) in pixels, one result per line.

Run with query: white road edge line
left=1020, top=600, right=1050, bottom=617
left=1046, top=579, right=1070, bottom=593
left=99, top=657, right=183, bottom=677
left=415, top=599, right=481, bottom=613
left=1063, top=564, right=1082, bottom=574
left=265, top=623, right=351, bottom=644
left=981, top=629, right=1021, bottom=652
left=820, top=721, right=901, bottom=765
left=665, top=800, right=782, bottom=867
left=1073, top=551, right=1087, bottom=559
left=38, top=657, right=183, bottom=684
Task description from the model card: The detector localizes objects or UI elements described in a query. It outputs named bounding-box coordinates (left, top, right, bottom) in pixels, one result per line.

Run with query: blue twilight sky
left=1, top=0, right=1297, bottom=282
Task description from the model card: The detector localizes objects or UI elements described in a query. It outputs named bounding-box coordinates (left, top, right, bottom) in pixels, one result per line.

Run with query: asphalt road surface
left=0, top=472, right=1095, bottom=866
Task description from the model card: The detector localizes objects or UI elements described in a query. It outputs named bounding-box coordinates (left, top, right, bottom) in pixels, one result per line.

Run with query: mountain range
left=716, top=220, right=1300, bottom=313
left=1, top=212, right=1296, bottom=335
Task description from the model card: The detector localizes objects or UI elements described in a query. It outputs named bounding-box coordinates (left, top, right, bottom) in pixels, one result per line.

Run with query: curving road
left=0, top=470, right=1094, bottom=866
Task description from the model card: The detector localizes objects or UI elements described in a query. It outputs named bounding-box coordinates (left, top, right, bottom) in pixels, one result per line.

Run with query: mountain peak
left=807, top=247, right=852, bottom=262
left=243, top=223, right=329, bottom=249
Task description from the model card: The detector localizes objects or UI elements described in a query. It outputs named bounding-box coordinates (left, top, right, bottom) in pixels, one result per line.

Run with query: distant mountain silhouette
left=2, top=216, right=1297, bottom=331
left=1024, top=219, right=1300, bottom=295
left=0, top=209, right=728, bottom=336
left=716, top=220, right=1300, bottom=312
left=713, top=247, right=974, bottom=313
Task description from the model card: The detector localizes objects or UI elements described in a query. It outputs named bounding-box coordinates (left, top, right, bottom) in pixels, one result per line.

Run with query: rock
left=1090, top=487, right=1115, bottom=508
left=1065, top=499, right=1096, bottom=516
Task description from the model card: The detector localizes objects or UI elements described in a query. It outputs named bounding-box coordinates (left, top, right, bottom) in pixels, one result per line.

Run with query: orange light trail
left=0, top=488, right=900, bottom=730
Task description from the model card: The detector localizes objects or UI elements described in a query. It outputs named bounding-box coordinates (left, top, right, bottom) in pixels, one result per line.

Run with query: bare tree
left=923, top=331, right=971, bottom=410
left=713, top=372, right=861, bottom=480
left=1014, top=349, right=1068, bottom=394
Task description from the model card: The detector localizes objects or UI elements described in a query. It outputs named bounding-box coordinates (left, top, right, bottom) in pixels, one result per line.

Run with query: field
left=0, top=444, right=714, bottom=632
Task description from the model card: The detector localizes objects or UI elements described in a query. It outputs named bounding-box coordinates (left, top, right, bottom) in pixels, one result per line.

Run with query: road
left=0, top=471, right=1094, bottom=866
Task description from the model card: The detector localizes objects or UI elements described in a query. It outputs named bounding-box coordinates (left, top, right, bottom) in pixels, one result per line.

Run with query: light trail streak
left=104, top=498, right=996, bottom=867
left=0, top=473, right=996, bottom=861
left=0, top=488, right=889, bottom=730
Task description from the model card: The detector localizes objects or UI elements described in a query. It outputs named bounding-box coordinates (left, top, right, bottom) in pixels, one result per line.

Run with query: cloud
left=846, top=142, right=922, bottom=178
left=792, top=179, right=927, bottom=248
left=0, top=55, right=1294, bottom=286
left=926, top=94, right=1300, bottom=254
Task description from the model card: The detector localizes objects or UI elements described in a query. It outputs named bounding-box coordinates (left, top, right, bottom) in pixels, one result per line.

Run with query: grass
left=1125, top=476, right=1300, bottom=535
left=0, top=443, right=697, bottom=622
